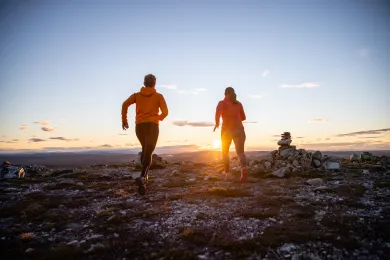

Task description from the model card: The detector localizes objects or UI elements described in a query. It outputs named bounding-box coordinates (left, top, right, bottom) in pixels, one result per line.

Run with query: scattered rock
left=67, top=240, right=79, bottom=246
left=305, top=178, right=324, bottom=186
left=25, top=248, right=34, bottom=253
left=271, top=167, right=290, bottom=178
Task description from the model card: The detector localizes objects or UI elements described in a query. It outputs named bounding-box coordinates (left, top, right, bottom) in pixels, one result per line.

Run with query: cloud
left=99, top=144, right=113, bottom=148
left=308, top=118, right=329, bottom=123
left=336, top=128, right=390, bottom=137
left=243, top=121, right=258, bottom=124
left=118, top=133, right=128, bottom=136
left=49, top=137, right=79, bottom=142
left=29, top=138, right=45, bottom=142
left=19, top=125, right=28, bottom=130
left=172, top=121, right=214, bottom=127
left=41, top=126, right=55, bottom=132
left=262, top=70, right=270, bottom=78
left=296, top=137, right=304, bottom=139
left=34, top=121, right=50, bottom=125
left=280, top=82, right=319, bottom=88
left=158, top=84, right=207, bottom=95
left=157, top=85, right=178, bottom=90
left=248, top=94, right=263, bottom=99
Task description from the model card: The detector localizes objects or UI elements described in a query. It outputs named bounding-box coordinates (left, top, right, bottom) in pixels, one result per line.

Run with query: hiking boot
left=135, top=177, right=147, bottom=195
left=240, top=167, right=248, bottom=183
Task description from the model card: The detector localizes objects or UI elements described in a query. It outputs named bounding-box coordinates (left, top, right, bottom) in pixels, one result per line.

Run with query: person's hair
left=144, top=74, right=156, bottom=88
left=225, top=87, right=238, bottom=104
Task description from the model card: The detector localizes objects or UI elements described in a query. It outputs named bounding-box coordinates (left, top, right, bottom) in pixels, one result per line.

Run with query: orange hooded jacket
left=215, top=96, right=246, bottom=131
left=122, top=87, right=168, bottom=125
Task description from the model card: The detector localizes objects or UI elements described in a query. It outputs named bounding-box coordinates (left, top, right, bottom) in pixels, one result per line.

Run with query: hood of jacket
left=139, top=86, right=156, bottom=97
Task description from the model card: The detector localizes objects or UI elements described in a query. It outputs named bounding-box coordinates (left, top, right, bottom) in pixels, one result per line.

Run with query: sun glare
left=212, top=139, right=221, bottom=149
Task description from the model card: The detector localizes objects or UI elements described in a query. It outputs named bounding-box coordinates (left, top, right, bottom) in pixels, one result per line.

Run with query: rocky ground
left=1, top=153, right=390, bottom=260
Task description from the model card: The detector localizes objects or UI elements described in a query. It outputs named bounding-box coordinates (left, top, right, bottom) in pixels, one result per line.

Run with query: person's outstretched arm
left=121, top=93, right=136, bottom=130
left=240, top=102, right=246, bottom=121
left=214, top=101, right=223, bottom=131
left=158, top=94, right=168, bottom=121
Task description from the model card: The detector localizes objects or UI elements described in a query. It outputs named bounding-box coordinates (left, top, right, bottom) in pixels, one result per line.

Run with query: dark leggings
left=135, top=122, right=159, bottom=178
left=221, top=128, right=247, bottom=172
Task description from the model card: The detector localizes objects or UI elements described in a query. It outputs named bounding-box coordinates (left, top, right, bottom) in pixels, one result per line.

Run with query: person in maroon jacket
left=214, top=87, right=248, bottom=182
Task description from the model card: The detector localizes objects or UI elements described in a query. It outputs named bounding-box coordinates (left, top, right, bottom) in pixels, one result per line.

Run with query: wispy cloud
left=280, top=82, right=319, bottom=89
left=336, top=128, right=390, bottom=137
left=248, top=94, right=263, bottom=99
left=34, top=121, right=50, bottom=125
left=118, top=133, right=128, bottom=136
left=29, top=138, right=45, bottom=142
left=172, top=121, right=214, bottom=127
left=308, top=118, right=329, bottom=123
left=262, top=70, right=270, bottom=78
left=41, top=126, right=55, bottom=132
left=19, top=125, right=28, bottom=130
left=99, top=144, right=113, bottom=148
left=243, top=121, right=258, bottom=124
left=49, top=137, right=79, bottom=142
left=157, top=85, right=177, bottom=90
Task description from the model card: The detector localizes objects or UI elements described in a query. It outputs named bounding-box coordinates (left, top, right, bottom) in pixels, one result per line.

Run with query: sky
left=0, top=0, right=389, bottom=153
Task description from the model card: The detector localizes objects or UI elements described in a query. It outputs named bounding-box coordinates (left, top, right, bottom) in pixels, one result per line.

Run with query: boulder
left=312, top=159, right=321, bottom=168
left=325, top=162, right=340, bottom=170
left=0, top=164, right=26, bottom=179
left=350, top=153, right=360, bottom=162
left=280, top=148, right=295, bottom=158
left=293, top=160, right=300, bottom=167
left=135, top=152, right=167, bottom=170
left=271, top=167, right=290, bottom=178
left=312, top=151, right=322, bottom=160
left=264, top=161, right=272, bottom=170
left=360, top=152, right=375, bottom=162
left=277, top=139, right=292, bottom=146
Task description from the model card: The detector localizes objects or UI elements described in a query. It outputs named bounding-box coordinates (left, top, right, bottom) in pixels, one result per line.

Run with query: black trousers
left=135, top=122, right=159, bottom=178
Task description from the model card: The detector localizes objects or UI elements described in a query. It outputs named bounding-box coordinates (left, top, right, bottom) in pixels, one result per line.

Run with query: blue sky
left=0, top=0, right=389, bottom=152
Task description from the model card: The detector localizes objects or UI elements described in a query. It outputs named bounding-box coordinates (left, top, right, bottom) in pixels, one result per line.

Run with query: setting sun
left=212, top=139, right=222, bottom=149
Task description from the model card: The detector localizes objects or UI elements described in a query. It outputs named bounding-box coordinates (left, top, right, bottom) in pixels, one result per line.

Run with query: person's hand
left=122, top=121, right=129, bottom=130
left=213, top=125, right=219, bottom=132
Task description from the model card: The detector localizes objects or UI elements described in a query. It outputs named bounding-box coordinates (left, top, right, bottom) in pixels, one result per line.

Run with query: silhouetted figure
left=214, top=87, right=248, bottom=182
left=122, top=74, right=168, bottom=195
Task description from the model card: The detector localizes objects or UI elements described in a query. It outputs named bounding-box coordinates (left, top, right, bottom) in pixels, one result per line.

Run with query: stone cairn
left=277, top=132, right=295, bottom=153
left=246, top=132, right=343, bottom=178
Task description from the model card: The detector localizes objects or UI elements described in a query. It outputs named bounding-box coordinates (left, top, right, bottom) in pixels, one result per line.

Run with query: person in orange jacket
left=214, top=87, right=248, bottom=182
left=122, top=74, right=168, bottom=195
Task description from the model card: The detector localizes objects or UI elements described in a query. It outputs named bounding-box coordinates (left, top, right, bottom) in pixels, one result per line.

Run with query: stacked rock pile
left=248, top=132, right=342, bottom=177
left=277, top=132, right=294, bottom=152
